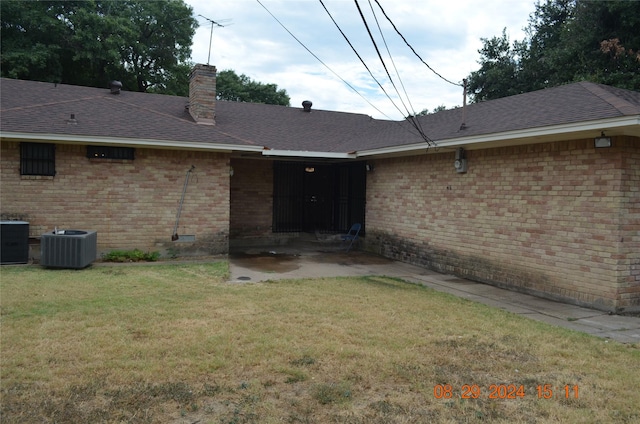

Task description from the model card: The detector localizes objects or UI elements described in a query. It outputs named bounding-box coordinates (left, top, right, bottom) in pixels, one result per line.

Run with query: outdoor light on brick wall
left=594, top=132, right=611, bottom=148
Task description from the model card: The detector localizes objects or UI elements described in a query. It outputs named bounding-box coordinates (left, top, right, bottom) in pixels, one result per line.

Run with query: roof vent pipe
left=110, top=80, right=122, bottom=95
left=460, top=79, right=467, bottom=130
left=302, top=100, right=312, bottom=112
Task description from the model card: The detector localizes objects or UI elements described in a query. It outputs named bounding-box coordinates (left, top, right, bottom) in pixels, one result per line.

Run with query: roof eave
left=262, top=149, right=357, bottom=159
left=356, top=116, right=640, bottom=158
left=2, top=116, right=638, bottom=160
left=0, top=132, right=266, bottom=154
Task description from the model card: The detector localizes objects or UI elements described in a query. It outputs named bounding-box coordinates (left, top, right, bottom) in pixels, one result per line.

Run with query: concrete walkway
left=229, top=246, right=640, bottom=345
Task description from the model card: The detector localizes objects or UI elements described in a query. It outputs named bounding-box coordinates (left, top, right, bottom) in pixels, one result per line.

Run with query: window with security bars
left=20, top=143, right=56, bottom=176
left=87, top=146, right=135, bottom=160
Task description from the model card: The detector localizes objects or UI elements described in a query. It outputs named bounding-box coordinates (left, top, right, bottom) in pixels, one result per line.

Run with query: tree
left=519, top=0, right=575, bottom=89
left=1, top=0, right=197, bottom=93
left=146, top=62, right=194, bottom=97
left=410, top=105, right=450, bottom=118
left=564, top=0, right=640, bottom=90
left=466, top=29, right=525, bottom=102
left=1, top=1, right=73, bottom=83
left=116, top=0, right=196, bottom=92
left=466, top=0, right=640, bottom=102
left=216, top=69, right=290, bottom=106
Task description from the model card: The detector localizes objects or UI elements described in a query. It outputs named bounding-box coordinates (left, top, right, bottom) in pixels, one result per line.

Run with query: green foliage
left=467, top=29, right=526, bottom=102
left=283, top=369, right=307, bottom=384
left=102, top=249, right=160, bottom=262
left=290, top=355, right=316, bottom=367
left=146, top=62, right=193, bottom=97
left=0, top=1, right=67, bottom=82
left=565, top=0, right=640, bottom=90
left=467, top=0, right=640, bottom=102
left=408, top=104, right=450, bottom=118
left=216, top=69, right=291, bottom=106
left=519, top=0, right=575, bottom=90
left=1, top=0, right=197, bottom=94
left=313, top=382, right=352, bottom=405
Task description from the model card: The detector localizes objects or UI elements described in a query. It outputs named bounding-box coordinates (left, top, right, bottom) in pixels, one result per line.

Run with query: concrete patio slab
left=229, top=245, right=640, bottom=345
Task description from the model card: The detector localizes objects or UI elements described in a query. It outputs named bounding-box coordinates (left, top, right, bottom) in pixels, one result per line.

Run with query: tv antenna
left=198, top=15, right=231, bottom=65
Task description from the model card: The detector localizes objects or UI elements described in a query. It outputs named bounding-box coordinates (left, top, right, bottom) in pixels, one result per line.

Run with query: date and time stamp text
left=433, top=384, right=579, bottom=400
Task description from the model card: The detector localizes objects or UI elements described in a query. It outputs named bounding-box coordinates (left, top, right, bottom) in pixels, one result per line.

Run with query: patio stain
left=229, top=247, right=394, bottom=275
left=313, top=251, right=393, bottom=266
left=230, top=252, right=300, bottom=273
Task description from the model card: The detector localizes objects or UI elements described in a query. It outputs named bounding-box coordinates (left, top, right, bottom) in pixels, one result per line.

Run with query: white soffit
left=262, top=149, right=357, bottom=159
left=3, top=115, right=638, bottom=159
left=0, top=132, right=266, bottom=153
left=357, top=116, right=640, bottom=157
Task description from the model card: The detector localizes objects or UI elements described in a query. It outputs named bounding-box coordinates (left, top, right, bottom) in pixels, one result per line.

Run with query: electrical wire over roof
left=256, top=0, right=472, bottom=147
left=319, top=0, right=433, bottom=145
left=372, top=0, right=463, bottom=87
left=256, top=0, right=393, bottom=121
left=353, top=0, right=430, bottom=144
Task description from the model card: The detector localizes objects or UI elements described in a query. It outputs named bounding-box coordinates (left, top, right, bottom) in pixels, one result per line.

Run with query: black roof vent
left=109, top=80, right=122, bottom=95
left=302, top=100, right=312, bottom=112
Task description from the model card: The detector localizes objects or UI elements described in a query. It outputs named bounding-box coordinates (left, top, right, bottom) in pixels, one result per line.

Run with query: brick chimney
left=189, top=64, right=217, bottom=125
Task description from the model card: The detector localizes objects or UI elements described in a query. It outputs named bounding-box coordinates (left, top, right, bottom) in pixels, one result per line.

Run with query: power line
left=373, top=0, right=463, bottom=87
left=354, top=1, right=407, bottom=113
left=354, top=0, right=431, bottom=143
left=255, top=0, right=395, bottom=121
left=319, top=0, right=403, bottom=117
left=255, top=0, right=432, bottom=144
left=365, top=0, right=418, bottom=117
left=365, top=0, right=429, bottom=140
left=321, top=0, right=431, bottom=143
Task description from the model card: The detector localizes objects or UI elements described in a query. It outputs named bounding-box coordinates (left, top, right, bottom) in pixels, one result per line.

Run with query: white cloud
left=186, top=0, right=533, bottom=119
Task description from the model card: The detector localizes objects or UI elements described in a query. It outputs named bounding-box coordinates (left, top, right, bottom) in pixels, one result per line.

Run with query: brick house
left=1, top=64, right=639, bottom=313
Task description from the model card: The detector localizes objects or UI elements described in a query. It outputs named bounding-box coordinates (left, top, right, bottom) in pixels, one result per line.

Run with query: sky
left=186, top=0, right=534, bottom=120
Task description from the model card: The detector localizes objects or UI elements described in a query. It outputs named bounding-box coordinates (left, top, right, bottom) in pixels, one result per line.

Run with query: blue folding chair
left=341, top=223, right=361, bottom=252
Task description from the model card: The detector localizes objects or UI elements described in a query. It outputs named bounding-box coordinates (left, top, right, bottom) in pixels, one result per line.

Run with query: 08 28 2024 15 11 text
left=433, top=384, right=579, bottom=399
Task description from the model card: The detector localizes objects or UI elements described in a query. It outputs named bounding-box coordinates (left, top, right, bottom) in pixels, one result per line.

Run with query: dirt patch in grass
left=1, top=265, right=639, bottom=423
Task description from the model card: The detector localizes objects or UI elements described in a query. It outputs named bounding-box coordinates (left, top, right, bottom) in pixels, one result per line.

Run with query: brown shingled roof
left=391, top=82, right=639, bottom=147
left=1, top=78, right=638, bottom=155
left=0, top=78, right=253, bottom=147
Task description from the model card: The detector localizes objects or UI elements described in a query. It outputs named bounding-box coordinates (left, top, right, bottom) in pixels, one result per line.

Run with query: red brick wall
left=365, top=137, right=640, bottom=313
left=1, top=141, right=231, bottom=257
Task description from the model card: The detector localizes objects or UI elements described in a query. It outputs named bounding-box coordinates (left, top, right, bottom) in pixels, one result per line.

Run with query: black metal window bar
left=20, top=142, right=56, bottom=176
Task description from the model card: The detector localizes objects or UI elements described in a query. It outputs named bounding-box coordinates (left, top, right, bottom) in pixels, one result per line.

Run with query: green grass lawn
left=1, top=262, right=638, bottom=423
